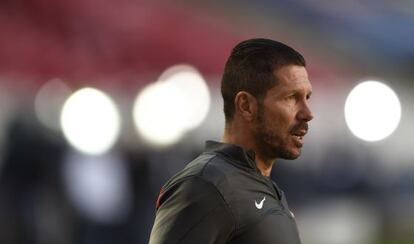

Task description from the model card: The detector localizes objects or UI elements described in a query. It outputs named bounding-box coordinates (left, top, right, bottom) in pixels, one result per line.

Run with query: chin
left=282, top=153, right=300, bottom=160
left=281, top=148, right=301, bottom=160
left=260, top=139, right=302, bottom=160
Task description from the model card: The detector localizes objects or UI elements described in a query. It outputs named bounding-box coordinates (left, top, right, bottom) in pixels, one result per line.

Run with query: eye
left=306, top=92, right=312, bottom=100
left=286, top=94, right=296, bottom=100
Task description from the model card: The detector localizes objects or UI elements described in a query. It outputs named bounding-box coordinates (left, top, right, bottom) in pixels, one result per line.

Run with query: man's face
left=254, top=65, right=313, bottom=161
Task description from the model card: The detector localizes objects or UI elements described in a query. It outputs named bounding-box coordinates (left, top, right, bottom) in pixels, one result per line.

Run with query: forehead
left=269, top=65, right=312, bottom=95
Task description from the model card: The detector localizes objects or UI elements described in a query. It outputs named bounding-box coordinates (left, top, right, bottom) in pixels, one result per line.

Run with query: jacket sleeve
left=149, top=177, right=235, bottom=244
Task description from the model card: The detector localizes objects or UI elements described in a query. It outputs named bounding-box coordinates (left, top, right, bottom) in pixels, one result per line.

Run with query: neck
left=222, top=125, right=275, bottom=177
left=254, top=155, right=274, bottom=177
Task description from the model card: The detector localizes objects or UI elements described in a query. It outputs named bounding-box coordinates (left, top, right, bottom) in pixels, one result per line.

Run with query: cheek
left=265, top=107, right=293, bottom=130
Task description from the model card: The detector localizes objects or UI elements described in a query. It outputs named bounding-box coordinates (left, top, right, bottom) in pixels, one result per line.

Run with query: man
left=149, top=38, right=313, bottom=244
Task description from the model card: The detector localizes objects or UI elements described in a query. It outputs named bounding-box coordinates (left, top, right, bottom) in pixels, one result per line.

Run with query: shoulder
left=157, top=152, right=246, bottom=211
left=151, top=174, right=236, bottom=244
left=162, top=152, right=242, bottom=192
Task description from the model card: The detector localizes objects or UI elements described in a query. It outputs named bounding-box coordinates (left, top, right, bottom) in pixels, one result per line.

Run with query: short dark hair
left=221, top=38, right=306, bottom=123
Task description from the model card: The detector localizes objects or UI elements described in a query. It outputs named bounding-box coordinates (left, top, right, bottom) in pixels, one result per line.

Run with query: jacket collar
left=204, top=140, right=259, bottom=171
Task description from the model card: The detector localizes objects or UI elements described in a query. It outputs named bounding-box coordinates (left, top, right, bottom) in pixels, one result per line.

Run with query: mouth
left=291, top=130, right=307, bottom=147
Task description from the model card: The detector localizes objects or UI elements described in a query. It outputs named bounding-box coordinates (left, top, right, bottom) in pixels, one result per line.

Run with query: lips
left=291, top=130, right=307, bottom=147
left=291, top=134, right=304, bottom=147
left=292, top=130, right=307, bottom=137
left=290, top=123, right=309, bottom=147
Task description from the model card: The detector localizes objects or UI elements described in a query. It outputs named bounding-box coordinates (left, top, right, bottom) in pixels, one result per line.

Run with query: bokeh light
left=63, top=152, right=131, bottom=224
left=60, top=87, right=121, bottom=155
left=133, top=64, right=210, bottom=147
left=159, top=64, right=210, bottom=130
left=133, top=82, right=186, bottom=146
left=344, top=80, right=401, bottom=142
left=34, top=78, right=72, bottom=131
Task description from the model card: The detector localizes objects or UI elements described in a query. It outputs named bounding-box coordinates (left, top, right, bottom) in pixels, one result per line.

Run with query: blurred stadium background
left=0, top=0, right=414, bottom=243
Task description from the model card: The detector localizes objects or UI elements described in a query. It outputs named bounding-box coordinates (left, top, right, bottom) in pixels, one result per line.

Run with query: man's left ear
left=234, top=91, right=259, bottom=122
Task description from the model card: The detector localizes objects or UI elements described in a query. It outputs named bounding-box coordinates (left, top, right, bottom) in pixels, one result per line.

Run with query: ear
left=234, top=91, right=258, bottom=122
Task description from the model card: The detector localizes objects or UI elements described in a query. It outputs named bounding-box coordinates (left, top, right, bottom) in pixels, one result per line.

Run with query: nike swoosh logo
left=255, top=196, right=266, bottom=209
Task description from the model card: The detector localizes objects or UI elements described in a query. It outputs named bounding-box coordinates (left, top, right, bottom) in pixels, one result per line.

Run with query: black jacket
left=149, top=141, right=302, bottom=244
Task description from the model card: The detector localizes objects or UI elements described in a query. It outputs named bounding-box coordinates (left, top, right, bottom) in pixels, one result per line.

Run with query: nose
left=297, top=101, right=314, bottom=122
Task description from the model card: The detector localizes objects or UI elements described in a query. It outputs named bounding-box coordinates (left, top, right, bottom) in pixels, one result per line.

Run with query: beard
left=253, top=105, right=300, bottom=162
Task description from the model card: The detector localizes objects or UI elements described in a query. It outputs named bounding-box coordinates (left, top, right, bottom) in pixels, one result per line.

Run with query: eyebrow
left=286, top=86, right=312, bottom=96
